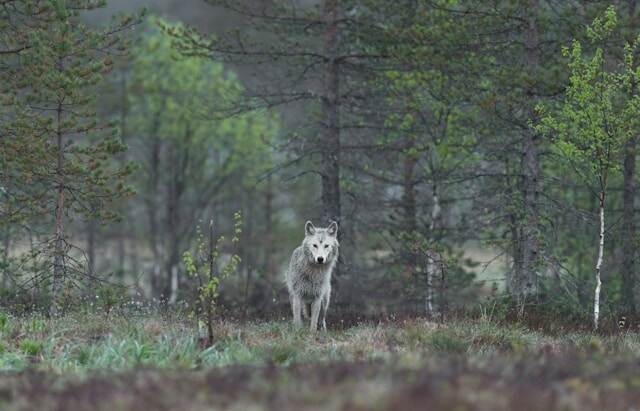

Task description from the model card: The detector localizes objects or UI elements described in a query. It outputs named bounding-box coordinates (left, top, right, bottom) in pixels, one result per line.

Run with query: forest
left=2, top=1, right=640, bottom=410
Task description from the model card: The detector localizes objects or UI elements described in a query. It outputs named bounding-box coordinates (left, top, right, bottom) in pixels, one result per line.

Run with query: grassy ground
left=1, top=311, right=640, bottom=410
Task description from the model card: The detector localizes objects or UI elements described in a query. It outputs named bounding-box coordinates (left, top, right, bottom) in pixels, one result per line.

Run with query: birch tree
left=538, top=7, right=640, bottom=330
left=129, top=18, right=277, bottom=301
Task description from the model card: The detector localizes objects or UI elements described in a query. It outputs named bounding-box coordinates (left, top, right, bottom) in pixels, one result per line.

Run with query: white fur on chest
left=286, top=247, right=335, bottom=299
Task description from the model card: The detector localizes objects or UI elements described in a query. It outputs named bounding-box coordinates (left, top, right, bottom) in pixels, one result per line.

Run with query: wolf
left=285, top=220, right=339, bottom=332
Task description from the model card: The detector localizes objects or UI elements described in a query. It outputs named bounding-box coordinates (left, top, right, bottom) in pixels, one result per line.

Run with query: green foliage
left=95, top=285, right=126, bottom=316
left=129, top=17, right=278, bottom=186
left=535, top=7, right=640, bottom=328
left=183, top=212, right=243, bottom=345
left=537, top=6, right=640, bottom=193
left=0, top=313, right=9, bottom=334
left=1, top=2, right=141, bottom=224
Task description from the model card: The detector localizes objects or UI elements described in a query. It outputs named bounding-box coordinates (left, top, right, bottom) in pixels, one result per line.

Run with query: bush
left=183, top=213, right=242, bottom=347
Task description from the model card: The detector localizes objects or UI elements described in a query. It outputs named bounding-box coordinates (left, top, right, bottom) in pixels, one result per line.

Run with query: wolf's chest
left=293, top=269, right=329, bottom=297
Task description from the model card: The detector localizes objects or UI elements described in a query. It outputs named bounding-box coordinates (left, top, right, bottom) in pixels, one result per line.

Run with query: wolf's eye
left=324, top=244, right=329, bottom=249
left=313, top=244, right=318, bottom=248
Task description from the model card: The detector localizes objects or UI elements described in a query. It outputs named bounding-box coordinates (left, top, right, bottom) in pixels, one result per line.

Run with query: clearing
left=0, top=312, right=639, bottom=410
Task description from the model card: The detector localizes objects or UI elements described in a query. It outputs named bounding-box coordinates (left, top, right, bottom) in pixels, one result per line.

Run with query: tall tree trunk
left=130, top=236, right=141, bottom=292
left=321, top=0, right=341, bottom=237
left=243, top=189, right=254, bottom=315
left=594, top=192, right=605, bottom=330
left=165, top=143, right=187, bottom=303
left=148, top=129, right=162, bottom=300
left=505, top=156, right=523, bottom=295
left=2, top=229, right=10, bottom=289
left=402, top=139, right=418, bottom=275
left=401, top=139, right=419, bottom=311
left=425, top=184, right=441, bottom=317
left=509, top=222, right=522, bottom=295
left=1, top=174, right=11, bottom=289
left=622, top=137, right=636, bottom=314
left=51, top=100, right=65, bottom=316
left=165, top=166, right=179, bottom=303
left=519, top=0, right=540, bottom=300
left=87, top=218, right=96, bottom=277
left=117, top=71, right=128, bottom=277
left=262, top=174, right=275, bottom=283
left=117, top=236, right=126, bottom=277
left=621, top=0, right=638, bottom=315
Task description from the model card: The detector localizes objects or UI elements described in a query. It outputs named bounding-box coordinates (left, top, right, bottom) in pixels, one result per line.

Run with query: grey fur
left=285, top=221, right=339, bottom=332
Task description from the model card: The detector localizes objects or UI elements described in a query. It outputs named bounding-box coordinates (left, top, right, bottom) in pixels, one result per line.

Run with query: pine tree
left=1, top=0, right=140, bottom=314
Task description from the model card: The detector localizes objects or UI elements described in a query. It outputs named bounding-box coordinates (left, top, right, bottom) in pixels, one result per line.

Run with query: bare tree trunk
left=321, top=0, right=341, bottom=238
left=51, top=100, right=65, bottom=316
left=2, top=229, right=10, bottom=289
left=28, top=230, right=37, bottom=305
left=594, top=193, right=605, bottom=331
left=148, top=132, right=162, bottom=299
left=520, top=0, right=540, bottom=300
left=243, top=190, right=254, bottom=316
left=263, top=174, right=275, bottom=283
left=621, top=0, right=638, bottom=315
left=166, top=172, right=180, bottom=303
left=87, top=218, right=96, bottom=277
left=165, top=142, right=187, bottom=303
left=425, top=184, right=441, bottom=317
left=1, top=167, right=11, bottom=289
left=130, top=236, right=141, bottom=292
left=117, top=71, right=128, bottom=277
left=622, top=136, right=636, bottom=314
left=402, top=139, right=418, bottom=276
left=402, top=142, right=419, bottom=312
left=505, top=156, right=523, bottom=296
left=206, top=219, right=216, bottom=346
left=509, top=214, right=522, bottom=295
left=117, top=231, right=125, bottom=277
left=425, top=254, right=434, bottom=316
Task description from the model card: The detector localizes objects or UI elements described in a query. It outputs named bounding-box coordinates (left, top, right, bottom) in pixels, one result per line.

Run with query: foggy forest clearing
left=1, top=313, right=640, bottom=411
left=5, top=0, right=640, bottom=410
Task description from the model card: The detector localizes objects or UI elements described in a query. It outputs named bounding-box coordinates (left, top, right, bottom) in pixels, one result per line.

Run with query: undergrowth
left=0, top=310, right=639, bottom=373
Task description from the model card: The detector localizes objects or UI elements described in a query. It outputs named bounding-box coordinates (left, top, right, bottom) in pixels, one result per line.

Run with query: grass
left=1, top=311, right=640, bottom=372
left=2, top=311, right=640, bottom=410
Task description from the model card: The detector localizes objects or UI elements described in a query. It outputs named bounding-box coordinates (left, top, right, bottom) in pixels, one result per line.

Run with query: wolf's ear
left=305, top=221, right=316, bottom=236
left=327, top=221, right=338, bottom=236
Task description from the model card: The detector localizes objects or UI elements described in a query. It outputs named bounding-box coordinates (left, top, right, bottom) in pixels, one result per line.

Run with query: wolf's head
left=302, top=221, right=339, bottom=265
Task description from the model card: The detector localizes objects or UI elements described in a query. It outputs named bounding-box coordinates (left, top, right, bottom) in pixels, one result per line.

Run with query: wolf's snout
left=316, top=256, right=324, bottom=264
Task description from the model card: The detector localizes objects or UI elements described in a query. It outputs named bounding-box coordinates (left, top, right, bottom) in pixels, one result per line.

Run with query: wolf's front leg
left=320, top=290, right=331, bottom=332
left=310, top=297, right=322, bottom=333
left=291, top=295, right=303, bottom=327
